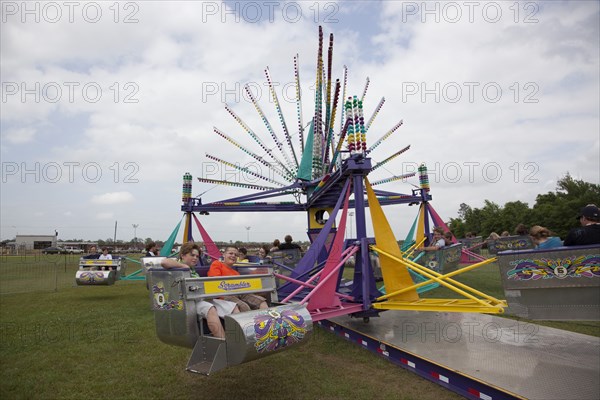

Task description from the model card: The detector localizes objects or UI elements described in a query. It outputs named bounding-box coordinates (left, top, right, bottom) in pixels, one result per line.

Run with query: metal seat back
left=497, top=244, right=600, bottom=320
left=418, top=243, right=462, bottom=273
left=488, top=235, right=534, bottom=254
left=75, top=257, right=126, bottom=285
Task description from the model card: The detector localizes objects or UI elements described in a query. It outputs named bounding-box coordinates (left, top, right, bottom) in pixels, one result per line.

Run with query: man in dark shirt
left=564, top=204, right=600, bottom=246
left=278, top=234, right=301, bottom=250
left=145, top=242, right=158, bottom=257
left=83, top=245, right=100, bottom=259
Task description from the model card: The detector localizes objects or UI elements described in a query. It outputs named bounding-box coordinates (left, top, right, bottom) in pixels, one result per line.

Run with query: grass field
left=1, top=254, right=598, bottom=399
left=0, top=254, right=79, bottom=294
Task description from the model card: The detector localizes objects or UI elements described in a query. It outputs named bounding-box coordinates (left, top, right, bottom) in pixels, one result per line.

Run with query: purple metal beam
left=350, top=173, right=379, bottom=304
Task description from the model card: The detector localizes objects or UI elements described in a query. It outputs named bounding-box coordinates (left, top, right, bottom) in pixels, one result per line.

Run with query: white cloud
left=2, top=127, right=37, bottom=144
left=96, top=212, right=114, bottom=220
left=91, top=192, right=135, bottom=205
left=0, top=1, right=598, bottom=242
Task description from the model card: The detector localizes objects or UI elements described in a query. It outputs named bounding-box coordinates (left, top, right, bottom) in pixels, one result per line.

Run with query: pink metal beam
left=278, top=244, right=358, bottom=303
left=305, top=185, right=353, bottom=309
left=309, top=303, right=365, bottom=322
left=461, top=248, right=488, bottom=262
left=192, top=214, right=221, bottom=262
left=301, top=245, right=358, bottom=306
left=275, top=272, right=355, bottom=302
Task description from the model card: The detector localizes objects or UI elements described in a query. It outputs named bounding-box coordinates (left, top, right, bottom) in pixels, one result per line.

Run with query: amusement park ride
left=142, top=25, right=509, bottom=373
left=79, top=26, right=600, bottom=400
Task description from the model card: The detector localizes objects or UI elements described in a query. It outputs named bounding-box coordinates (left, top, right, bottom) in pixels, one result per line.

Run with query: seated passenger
left=443, top=231, right=454, bottom=246
left=564, top=205, right=600, bottom=246
left=514, top=224, right=529, bottom=236
left=84, top=245, right=100, bottom=259
left=487, top=232, right=500, bottom=240
left=278, top=235, right=301, bottom=250
left=237, top=247, right=249, bottom=263
left=529, top=225, right=562, bottom=249
left=418, top=227, right=446, bottom=251
left=98, top=247, right=113, bottom=270
left=161, top=242, right=240, bottom=339
left=258, top=245, right=271, bottom=263
left=145, top=242, right=158, bottom=257
left=199, top=246, right=213, bottom=266
left=99, top=247, right=112, bottom=260
left=209, top=246, right=268, bottom=312
left=269, top=239, right=280, bottom=253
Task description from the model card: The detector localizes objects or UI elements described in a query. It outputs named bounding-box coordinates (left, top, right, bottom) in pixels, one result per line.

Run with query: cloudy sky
left=1, top=0, right=599, bottom=244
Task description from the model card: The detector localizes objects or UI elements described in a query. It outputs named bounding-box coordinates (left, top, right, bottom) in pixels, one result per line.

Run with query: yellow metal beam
left=372, top=245, right=506, bottom=313
left=374, top=246, right=499, bottom=300
left=416, top=203, right=425, bottom=247
left=183, top=213, right=191, bottom=244
left=401, top=237, right=425, bottom=258
left=373, top=298, right=506, bottom=314
left=365, top=178, right=419, bottom=301
left=375, top=247, right=493, bottom=306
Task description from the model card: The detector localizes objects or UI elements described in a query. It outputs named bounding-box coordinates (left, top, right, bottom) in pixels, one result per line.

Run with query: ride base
left=322, top=311, right=599, bottom=400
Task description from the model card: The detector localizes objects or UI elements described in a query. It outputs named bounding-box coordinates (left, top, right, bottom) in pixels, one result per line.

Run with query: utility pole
left=113, top=221, right=118, bottom=245
left=132, top=224, right=139, bottom=249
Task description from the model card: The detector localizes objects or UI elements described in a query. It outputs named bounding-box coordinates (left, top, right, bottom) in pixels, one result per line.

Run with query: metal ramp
left=323, top=311, right=600, bottom=400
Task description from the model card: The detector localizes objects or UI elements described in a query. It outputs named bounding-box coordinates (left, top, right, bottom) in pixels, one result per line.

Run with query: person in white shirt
left=98, top=247, right=113, bottom=260
left=418, top=227, right=446, bottom=251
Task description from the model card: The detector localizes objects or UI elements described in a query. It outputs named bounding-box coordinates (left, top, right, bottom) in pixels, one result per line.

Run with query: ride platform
left=322, top=311, right=599, bottom=400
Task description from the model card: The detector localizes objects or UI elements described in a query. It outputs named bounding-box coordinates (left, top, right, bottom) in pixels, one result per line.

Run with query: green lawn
left=1, top=254, right=598, bottom=399
left=1, top=281, right=463, bottom=400
left=0, top=254, right=143, bottom=294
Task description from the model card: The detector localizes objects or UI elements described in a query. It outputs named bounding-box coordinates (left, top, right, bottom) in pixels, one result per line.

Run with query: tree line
left=448, top=174, right=600, bottom=240
left=13, top=173, right=596, bottom=247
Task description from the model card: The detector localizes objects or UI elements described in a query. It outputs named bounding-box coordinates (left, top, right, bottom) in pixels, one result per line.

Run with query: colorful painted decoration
left=494, top=238, right=532, bottom=252
left=367, top=120, right=403, bottom=153
left=418, top=163, right=430, bottom=192
left=152, top=282, right=183, bottom=310
left=182, top=172, right=192, bottom=203
left=371, top=172, right=417, bottom=186
left=507, top=255, right=600, bottom=280
left=79, top=271, right=105, bottom=284
left=253, top=308, right=309, bottom=353
left=365, top=96, right=384, bottom=134
left=372, top=145, right=411, bottom=171
left=196, top=25, right=419, bottom=197
left=293, top=54, right=305, bottom=152
left=205, top=153, right=285, bottom=186
left=197, top=177, right=277, bottom=191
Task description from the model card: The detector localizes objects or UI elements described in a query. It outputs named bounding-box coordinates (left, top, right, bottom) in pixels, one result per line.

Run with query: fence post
left=53, top=255, right=60, bottom=292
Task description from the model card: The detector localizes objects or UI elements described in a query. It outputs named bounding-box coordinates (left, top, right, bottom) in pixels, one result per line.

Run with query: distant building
left=15, top=235, right=57, bottom=250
